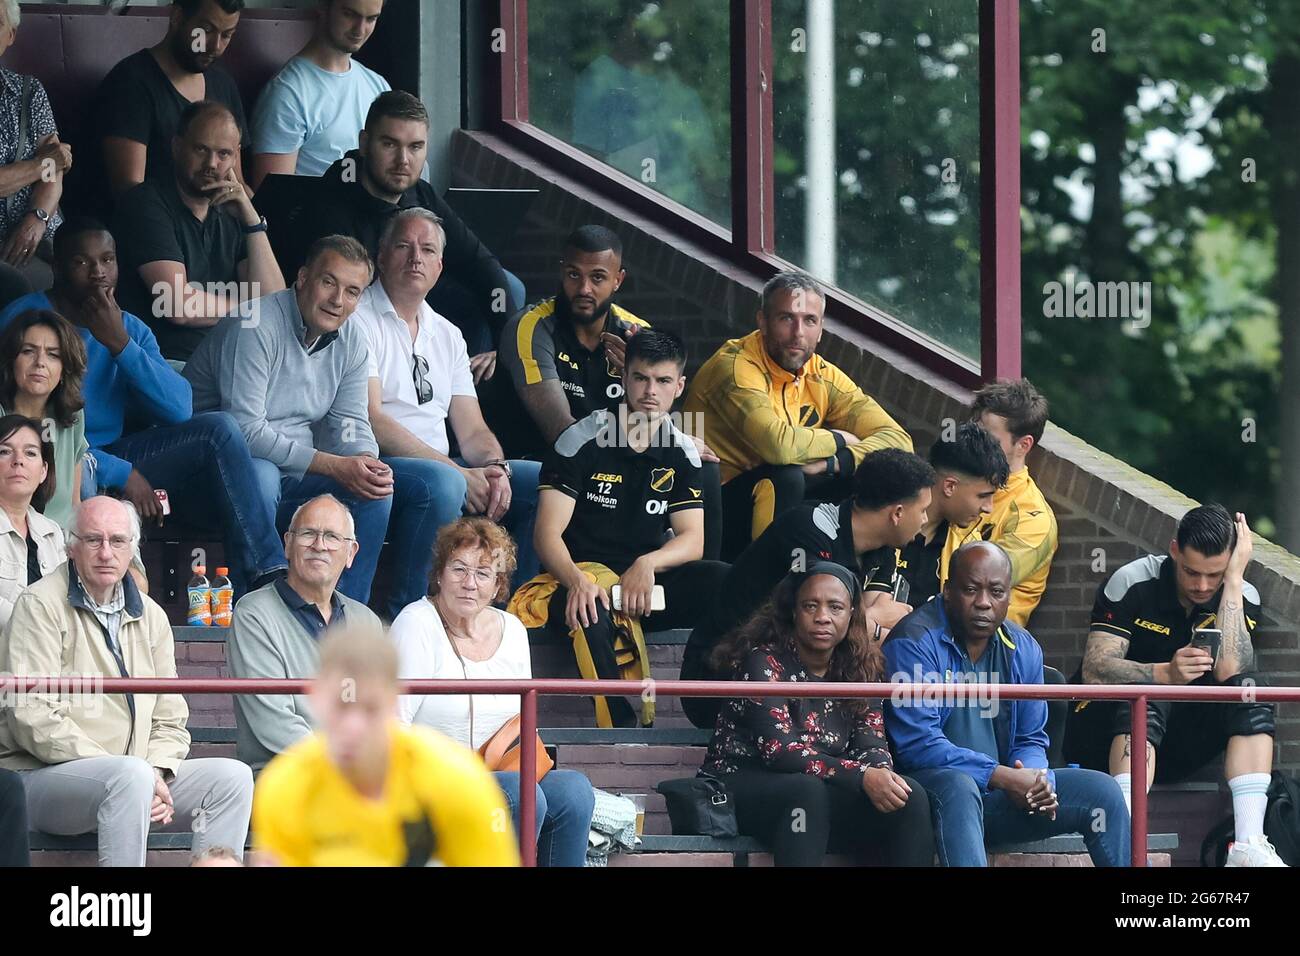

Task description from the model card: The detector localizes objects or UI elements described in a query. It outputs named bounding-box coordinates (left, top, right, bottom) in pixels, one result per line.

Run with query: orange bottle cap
left=216, top=567, right=229, bottom=576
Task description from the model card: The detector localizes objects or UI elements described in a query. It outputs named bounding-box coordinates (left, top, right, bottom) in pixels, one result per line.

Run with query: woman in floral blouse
left=701, top=561, right=935, bottom=866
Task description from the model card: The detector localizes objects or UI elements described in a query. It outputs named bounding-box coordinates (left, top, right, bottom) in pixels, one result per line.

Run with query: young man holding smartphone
left=1066, top=504, right=1285, bottom=866
left=511, top=330, right=728, bottom=727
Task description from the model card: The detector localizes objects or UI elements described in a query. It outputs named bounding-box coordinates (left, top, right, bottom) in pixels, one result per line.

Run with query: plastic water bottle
left=210, top=567, right=233, bottom=628
left=187, top=566, right=211, bottom=627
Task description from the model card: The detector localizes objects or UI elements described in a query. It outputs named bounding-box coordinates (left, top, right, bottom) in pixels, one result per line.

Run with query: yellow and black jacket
left=939, top=467, right=1058, bottom=627
left=683, top=330, right=912, bottom=484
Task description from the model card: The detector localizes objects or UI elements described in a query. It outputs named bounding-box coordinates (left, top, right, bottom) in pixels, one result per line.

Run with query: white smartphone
left=611, top=585, right=665, bottom=613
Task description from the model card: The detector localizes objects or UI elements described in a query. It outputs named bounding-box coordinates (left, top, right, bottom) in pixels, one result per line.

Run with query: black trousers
left=1064, top=671, right=1275, bottom=782
left=719, top=464, right=852, bottom=561
left=724, top=770, right=935, bottom=866
left=547, top=559, right=731, bottom=726
left=0, top=769, right=30, bottom=867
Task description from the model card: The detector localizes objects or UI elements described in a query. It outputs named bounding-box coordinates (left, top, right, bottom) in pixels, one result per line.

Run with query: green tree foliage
left=1021, top=0, right=1293, bottom=538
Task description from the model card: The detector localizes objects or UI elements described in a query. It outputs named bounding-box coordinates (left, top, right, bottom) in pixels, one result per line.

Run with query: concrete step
left=28, top=829, right=1177, bottom=867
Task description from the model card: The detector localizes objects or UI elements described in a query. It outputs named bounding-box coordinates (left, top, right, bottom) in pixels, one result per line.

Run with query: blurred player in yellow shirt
left=254, top=628, right=520, bottom=867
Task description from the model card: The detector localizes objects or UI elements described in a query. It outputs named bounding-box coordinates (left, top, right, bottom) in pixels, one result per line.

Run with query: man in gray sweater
left=185, top=234, right=442, bottom=608
left=227, top=494, right=383, bottom=769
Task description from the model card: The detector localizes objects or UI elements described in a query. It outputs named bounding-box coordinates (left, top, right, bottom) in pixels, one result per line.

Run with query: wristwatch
left=485, top=459, right=512, bottom=478
left=242, top=215, right=268, bottom=236
left=27, top=207, right=50, bottom=225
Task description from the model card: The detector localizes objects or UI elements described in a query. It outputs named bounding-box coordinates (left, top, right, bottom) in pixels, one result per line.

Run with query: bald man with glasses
left=227, top=494, right=383, bottom=771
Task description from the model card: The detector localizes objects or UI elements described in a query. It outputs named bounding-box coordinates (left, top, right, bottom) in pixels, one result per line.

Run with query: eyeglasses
left=446, top=563, right=496, bottom=587
left=71, top=532, right=134, bottom=552
left=412, top=353, right=433, bottom=405
left=289, top=528, right=355, bottom=550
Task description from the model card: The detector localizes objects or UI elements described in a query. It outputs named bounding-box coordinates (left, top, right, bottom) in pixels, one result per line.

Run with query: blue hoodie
left=0, top=291, right=193, bottom=489
left=882, top=597, right=1054, bottom=793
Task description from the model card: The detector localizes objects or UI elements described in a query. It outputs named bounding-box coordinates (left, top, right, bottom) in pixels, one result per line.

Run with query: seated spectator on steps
left=509, top=329, right=729, bottom=728
left=700, top=563, right=935, bottom=867
left=289, top=90, right=524, bottom=360
left=0, top=308, right=88, bottom=528
left=497, top=225, right=647, bottom=459
left=185, top=234, right=443, bottom=612
left=93, top=0, right=250, bottom=202
left=249, top=0, right=390, bottom=187
left=1066, top=504, right=1286, bottom=867
left=228, top=494, right=382, bottom=771
left=883, top=541, right=1130, bottom=868
left=684, top=270, right=913, bottom=560
left=896, top=423, right=1009, bottom=611
left=114, top=101, right=284, bottom=363
left=939, top=379, right=1057, bottom=627
left=392, top=517, right=595, bottom=867
left=254, top=627, right=521, bottom=866
left=495, top=224, right=723, bottom=556
left=352, top=208, right=541, bottom=600
left=0, top=218, right=286, bottom=596
left=682, top=448, right=934, bottom=730
left=0, top=496, right=255, bottom=867
left=0, top=415, right=64, bottom=628
left=0, top=1, right=72, bottom=297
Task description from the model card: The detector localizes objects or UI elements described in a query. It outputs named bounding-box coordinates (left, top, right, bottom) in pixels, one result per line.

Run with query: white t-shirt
left=250, top=55, right=391, bottom=177
left=391, top=596, right=531, bottom=751
left=352, top=282, right=477, bottom=456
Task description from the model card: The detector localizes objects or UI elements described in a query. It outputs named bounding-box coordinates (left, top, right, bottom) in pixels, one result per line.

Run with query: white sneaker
left=1225, top=835, right=1289, bottom=867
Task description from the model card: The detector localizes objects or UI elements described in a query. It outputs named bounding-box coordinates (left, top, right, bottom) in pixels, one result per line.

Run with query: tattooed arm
left=1082, top=631, right=1163, bottom=684
left=1217, top=512, right=1256, bottom=680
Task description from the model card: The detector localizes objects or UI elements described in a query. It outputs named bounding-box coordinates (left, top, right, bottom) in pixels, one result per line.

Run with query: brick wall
left=452, top=129, right=1300, bottom=775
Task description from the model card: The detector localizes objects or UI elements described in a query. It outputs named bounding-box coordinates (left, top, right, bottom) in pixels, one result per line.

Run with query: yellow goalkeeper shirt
left=254, top=723, right=520, bottom=867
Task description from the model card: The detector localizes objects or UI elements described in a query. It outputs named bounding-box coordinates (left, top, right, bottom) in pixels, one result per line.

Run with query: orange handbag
left=478, top=713, right=553, bottom=783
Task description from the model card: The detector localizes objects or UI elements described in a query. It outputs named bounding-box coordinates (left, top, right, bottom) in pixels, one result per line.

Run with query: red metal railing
left=4, top=676, right=1298, bottom=868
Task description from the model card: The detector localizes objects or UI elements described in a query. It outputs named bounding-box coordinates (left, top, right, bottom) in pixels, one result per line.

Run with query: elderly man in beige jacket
left=0, top=496, right=253, bottom=866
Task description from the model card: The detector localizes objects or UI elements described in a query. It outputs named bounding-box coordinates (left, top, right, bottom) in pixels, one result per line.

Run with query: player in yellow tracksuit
left=939, top=379, right=1058, bottom=626
left=684, top=271, right=912, bottom=558
left=254, top=629, right=519, bottom=867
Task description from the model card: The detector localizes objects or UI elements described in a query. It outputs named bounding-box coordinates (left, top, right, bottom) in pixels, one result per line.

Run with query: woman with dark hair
left=390, top=517, right=595, bottom=867
left=0, top=413, right=63, bottom=627
left=0, top=308, right=87, bottom=527
left=701, top=561, right=935, bottom=866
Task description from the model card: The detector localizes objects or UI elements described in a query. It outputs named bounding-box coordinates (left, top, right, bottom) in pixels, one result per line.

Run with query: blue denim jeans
left=493, top=769, right=595, bottom=867
left=909, top=766, right=1130, bottom=867
left=249, top=458, right=395, bottom=608
left=381, top=457, right=540, bottom=620
left=103, top=413, right=287, bottom=595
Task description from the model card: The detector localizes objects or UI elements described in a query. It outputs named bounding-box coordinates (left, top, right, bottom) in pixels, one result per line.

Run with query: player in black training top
left=518, top=329, right=728, bottom=727
left=1066, top=504, right=1285, bottom=867
left=897, top=423, right=1008, bottom=610
left=680, top=448, right=935, bottom=729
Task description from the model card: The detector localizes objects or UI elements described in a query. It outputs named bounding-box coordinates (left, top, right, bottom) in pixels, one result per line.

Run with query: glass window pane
left=526, top=1, right=732, bottom=228
left=773, top=0, right=982, bottom=358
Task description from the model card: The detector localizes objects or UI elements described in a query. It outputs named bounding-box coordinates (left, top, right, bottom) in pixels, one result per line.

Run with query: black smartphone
left=1189, top=628, right=1221, bottom=664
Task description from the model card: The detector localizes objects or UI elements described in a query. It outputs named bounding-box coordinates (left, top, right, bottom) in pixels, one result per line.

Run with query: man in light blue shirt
left=249, top=0, right=389, bottom=188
